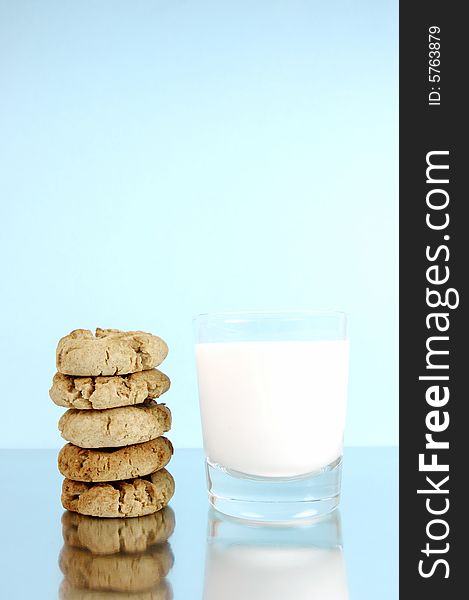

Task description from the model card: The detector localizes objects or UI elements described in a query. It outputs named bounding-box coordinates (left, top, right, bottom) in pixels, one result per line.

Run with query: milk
left=196, top=340, right=349, bottom=477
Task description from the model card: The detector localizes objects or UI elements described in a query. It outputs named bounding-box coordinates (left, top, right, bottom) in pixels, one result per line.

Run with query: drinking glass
left=194, top=310, right=349, bottom=522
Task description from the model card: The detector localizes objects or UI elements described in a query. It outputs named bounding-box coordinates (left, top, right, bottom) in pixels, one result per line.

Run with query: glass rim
left=193, top=309, right=347, bottom=322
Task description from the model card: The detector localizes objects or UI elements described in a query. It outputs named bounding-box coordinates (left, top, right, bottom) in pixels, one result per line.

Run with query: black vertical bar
left=400, top=1, right=464, bottom=595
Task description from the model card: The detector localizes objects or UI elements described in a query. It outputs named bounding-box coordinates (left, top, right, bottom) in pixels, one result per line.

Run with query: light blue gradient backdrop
left=0, top=0, right=397, bottom=448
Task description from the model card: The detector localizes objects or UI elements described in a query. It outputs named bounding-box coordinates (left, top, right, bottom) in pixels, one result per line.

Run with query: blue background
left=0, top=0, right=397, bottom=448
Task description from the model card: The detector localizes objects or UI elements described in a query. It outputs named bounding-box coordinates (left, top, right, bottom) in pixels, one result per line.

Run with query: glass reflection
left=59, top=508, right=175, bottom=599
left=204, top=509, right=349, bottom=600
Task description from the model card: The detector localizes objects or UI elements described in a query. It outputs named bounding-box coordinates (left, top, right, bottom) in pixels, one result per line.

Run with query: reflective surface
left=0, top=448, right=397, bottom=599
left=59, top=509, right=175, bottom=598
left=205, top=508, right=348, bottom=599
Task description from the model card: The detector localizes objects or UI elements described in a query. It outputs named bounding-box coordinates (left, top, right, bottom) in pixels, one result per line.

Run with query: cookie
left=58, top=438, right=173, bottom=482
left=62, top=507, right=175, bottom=554
left=59, top=544, right=173, bottom=592
left=59, top=579, right=173, bottom=600
left=50, top=369, right=171, bottom=410
left=61, top=469, right=175, bottom=518
left=58, top=401, right=171, bottom=448
left=56, top=329, right=168, bottom=376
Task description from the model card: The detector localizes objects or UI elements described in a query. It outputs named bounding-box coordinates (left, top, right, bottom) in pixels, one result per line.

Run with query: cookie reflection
left=59, top=508, right=175, bottom=599
left=204, top=509, right=349, bottom=600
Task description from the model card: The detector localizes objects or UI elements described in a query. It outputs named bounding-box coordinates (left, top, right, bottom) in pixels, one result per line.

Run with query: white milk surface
left=196, top=340, right=349, bottom=477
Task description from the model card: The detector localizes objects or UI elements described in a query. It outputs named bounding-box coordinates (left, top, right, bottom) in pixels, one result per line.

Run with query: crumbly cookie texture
left=50, top=369, right=171, bottom=410
left=59, top=543, right=174, bottom=592
left=58, top=437, right=173, bottom=482
left=56, top=329, right=168, bottom=376
left=59, top=578, right=173, bottom=600
left=58, top=401, right=171, bottom=448
left=61, top=469, right=175, bottom=518
left=62, top=507, right=175, bottom=555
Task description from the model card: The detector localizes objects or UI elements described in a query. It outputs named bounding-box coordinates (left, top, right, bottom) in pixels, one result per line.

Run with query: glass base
left=206, top=457, right=342, bottom=524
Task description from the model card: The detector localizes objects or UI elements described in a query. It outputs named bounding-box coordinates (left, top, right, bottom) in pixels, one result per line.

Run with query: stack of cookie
left=50, top=328, right=175, bottom=518
left=59, top=508, right=175, bottom=599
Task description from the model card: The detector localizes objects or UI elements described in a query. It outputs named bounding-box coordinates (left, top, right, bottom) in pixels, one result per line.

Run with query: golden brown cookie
left=62, top=507, right=175, bottom=554
left=58, top=401, right=171, bottom=448
left=58, top=438, right=173, bottom=482
left=50, top=369, right=171, bottom=410
left=58, top=578, right=173, bottom=600
left=56, top=329, right=168, bottom=376
left=59, top=543, right=174, bottom=592
left=61, top=469, right=175, bottom=518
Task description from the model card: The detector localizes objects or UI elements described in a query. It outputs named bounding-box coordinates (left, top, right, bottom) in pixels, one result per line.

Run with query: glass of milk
left=194, top=310, right=349, bottom=522
left=203, top=508, right=349, bottom=600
